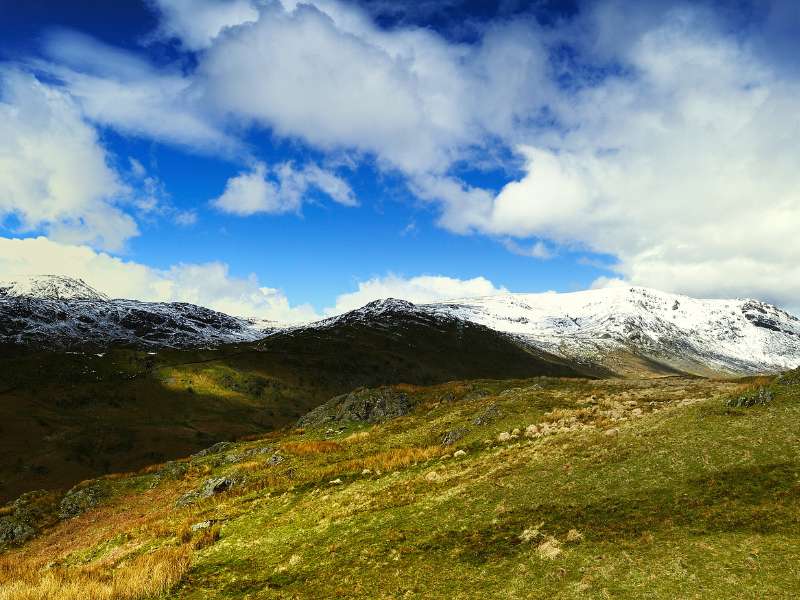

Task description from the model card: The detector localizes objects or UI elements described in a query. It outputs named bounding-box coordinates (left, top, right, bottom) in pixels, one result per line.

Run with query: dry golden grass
left=2, top=483, right=186, bottom=583
left=282, top=440, right=343, bottom=455
left=0, top=506, right=14, bottom=517
left=233, top=459, right=264, bottom=473
left=191, top=524, right=221, bottom=550
left=0, top=545, right=191, bottom=600
left=321, top=446, right=442, bottom=478
left=342, top=431, right=371, bottom=445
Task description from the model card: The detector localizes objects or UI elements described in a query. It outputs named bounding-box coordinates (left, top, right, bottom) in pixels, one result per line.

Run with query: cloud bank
left=2, top=0, right=799, bottom=311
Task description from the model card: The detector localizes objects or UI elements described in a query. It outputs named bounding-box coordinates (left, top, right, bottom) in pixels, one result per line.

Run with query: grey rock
left=471, top=402, right=501, bottom=426
left=266, top=453, right=285, bottom=466
left=191, top=520, right=217, bottom=532
left=725, top=386, right=773, bottom=408
left=191, top=441, right=234, bottom=459
left=0, top=517, right=35, bottom=546
left=441, top=427, right=469, bottom=446
left=0, top=490, right=60, bottom=547
left=176, top=476, right=235, bottom=507
left=59, top=484, right=104, bottom=519
left=298, top=387, right=412, bottom=427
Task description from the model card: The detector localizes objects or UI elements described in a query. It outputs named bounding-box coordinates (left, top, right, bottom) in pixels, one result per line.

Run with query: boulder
left=176, top=476, right=235, bottom=507
left=59, top=484, right=104, bottom=519
left=298, top=387, right=412, bottom=427
left=441, top=427, right=468, bottom=446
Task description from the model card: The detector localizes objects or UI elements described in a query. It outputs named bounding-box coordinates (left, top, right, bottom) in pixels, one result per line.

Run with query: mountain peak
left=0, top=275, right=110, bottom=301
left=361, top=298, right=417, bottom=312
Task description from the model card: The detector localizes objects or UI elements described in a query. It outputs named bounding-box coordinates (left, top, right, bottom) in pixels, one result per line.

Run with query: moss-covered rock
left=0, top=490, right=60, bottom=547
left=298, top=387, right=412, bottom=427
left=59, top=483, right=105, bottom=519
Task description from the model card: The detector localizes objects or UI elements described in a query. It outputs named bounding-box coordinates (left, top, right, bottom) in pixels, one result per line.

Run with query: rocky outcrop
left=59, top=483, right=105, bottom=519
left=0, top=490, right=60, bottom=547
left=298, top=387, right=413, bottom=427
left=176, top=476, right=236, bottom=507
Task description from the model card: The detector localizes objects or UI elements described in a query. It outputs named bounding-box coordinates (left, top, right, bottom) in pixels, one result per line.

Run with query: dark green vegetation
left=0, top=312, right=586, bottom=502
left=2, top=370, right=799, bottom=598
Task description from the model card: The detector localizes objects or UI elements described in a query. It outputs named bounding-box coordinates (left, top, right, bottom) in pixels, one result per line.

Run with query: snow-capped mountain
left=3, top=276, right=797, bottom=375
left=425, top=287, right=800, bottom=376
left=0, top=275, right=272, bottom=349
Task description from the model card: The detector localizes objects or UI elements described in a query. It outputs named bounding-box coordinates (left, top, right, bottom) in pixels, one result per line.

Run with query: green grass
left=5, top=373, right=800, bottom=598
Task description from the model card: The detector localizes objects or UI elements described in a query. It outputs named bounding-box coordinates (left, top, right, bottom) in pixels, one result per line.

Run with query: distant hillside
left=427, top=286, right=800, bottom=376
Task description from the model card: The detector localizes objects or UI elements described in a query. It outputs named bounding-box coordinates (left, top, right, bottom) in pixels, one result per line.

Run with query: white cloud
left=148, top=0, right=259, bottom=50
left=174, top=210, right=198, bottom=226
left=10, top=0, right=800, bottom=311
left=0, top=69, right=137, bottom=251
left=327, top=273, right=507, bottom=315
left=428, top=7, right=800, bottom=309
left=0, top=236, right=318, bottom=323
left=212, top=161, right=356, bottom=215
left=502, top=239, right=553, bottom=260
left=41, top=30, right=236, bottom=152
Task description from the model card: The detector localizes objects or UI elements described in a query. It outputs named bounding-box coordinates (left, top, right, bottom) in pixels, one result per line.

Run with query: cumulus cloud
left=41, top=1, right=550, bottom=174
left=0, top=236, right=318, bottom=323
left=11, top=0, right=800, bottom=310
left=147, top=0, right=259, bottom=50
left=502, top=239, right=553, bottom=260
left=212, top=161, right=356, bottom=215
left=0, top=69, right=136, bottom=251
left=326, top=273, right=507, bottom=315
left=429, top=6, right=800, bottom=309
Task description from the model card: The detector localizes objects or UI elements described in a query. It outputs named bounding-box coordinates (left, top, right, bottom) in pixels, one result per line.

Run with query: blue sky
left=1, top=0, right=799, bottom=319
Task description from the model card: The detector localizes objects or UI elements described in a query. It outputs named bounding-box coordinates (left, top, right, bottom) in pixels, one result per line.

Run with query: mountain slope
left=426, top=286, right=800, bottom=376
left=255, top=298, right=599, bottom=388
left=0, top=275, right=270, bottom=349
left=0, top=298, right=593, bottom=502
left=2, top=373, right=799, bottom=599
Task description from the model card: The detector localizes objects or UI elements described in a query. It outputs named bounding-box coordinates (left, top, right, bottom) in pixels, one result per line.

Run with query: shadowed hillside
left=0, top=304, right=594, bottom=501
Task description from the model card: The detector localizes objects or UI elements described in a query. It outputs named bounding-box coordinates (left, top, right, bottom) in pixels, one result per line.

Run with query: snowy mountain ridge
left=0, top=275, right=271, bottom=349
left=424, top=286, right=800, bottom=375
left=1, top=276, right=797, bottom=375
left=0, top=275, right=109, bottom=302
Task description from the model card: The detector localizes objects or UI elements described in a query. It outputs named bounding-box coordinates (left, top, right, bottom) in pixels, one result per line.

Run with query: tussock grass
left=282, top=440, right=343, bottom=455
left=0, top=546, right=191, bottom=600
left=326, top=446, right=443, bottom=475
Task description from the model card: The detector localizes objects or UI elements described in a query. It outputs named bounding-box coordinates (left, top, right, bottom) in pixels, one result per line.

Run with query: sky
left=0, top=0, right=798, bottom=321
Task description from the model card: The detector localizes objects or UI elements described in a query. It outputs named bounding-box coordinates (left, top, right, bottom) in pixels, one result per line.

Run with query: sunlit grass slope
left=2, top=371, right=799, bottom=598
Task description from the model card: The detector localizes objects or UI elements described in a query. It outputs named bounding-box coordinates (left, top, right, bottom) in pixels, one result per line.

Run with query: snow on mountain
left=0, top=275, right=272, bottom=349
left=0, top=275, right=109, bottom=301
left=2, top=276, right=796, bottom=375
left=425, top=286, right=800, bottom=375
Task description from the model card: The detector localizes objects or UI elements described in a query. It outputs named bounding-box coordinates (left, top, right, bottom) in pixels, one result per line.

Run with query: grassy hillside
left=0, top=316, right=589, bottom=502
left=2, top=371, right=798, bottom=598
